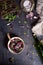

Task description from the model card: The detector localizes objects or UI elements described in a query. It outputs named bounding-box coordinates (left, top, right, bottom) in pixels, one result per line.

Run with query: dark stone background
left=0, top=0, right=43, bottom=65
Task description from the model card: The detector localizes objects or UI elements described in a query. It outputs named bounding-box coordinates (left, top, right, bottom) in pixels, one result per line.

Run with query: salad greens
left=4, top=13, right=16, bottom=22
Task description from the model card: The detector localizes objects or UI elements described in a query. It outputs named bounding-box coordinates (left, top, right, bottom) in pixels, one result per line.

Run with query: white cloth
left=32, top=21, right=43, bottom=43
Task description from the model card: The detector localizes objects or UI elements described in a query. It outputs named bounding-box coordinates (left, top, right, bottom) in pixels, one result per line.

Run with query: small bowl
left=20, top=0, right=35, bottom=13
left=8, top=37, right=25, bottom=54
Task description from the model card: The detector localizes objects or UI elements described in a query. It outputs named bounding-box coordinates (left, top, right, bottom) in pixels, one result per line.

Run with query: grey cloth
left=0, top=12, right=43, bottom=65
left=0, top=19, right=9, bottom=33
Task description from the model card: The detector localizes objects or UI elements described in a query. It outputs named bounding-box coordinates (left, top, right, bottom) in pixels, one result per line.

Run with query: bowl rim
left=7, top=37, right=25, bottom=54
left=20, top=0, right=35, bottom=12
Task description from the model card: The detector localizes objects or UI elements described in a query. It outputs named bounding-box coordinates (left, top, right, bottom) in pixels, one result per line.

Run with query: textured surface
left=0, top=12, right=43, bottom=65
left=36, top=0, right=43, bottom=21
